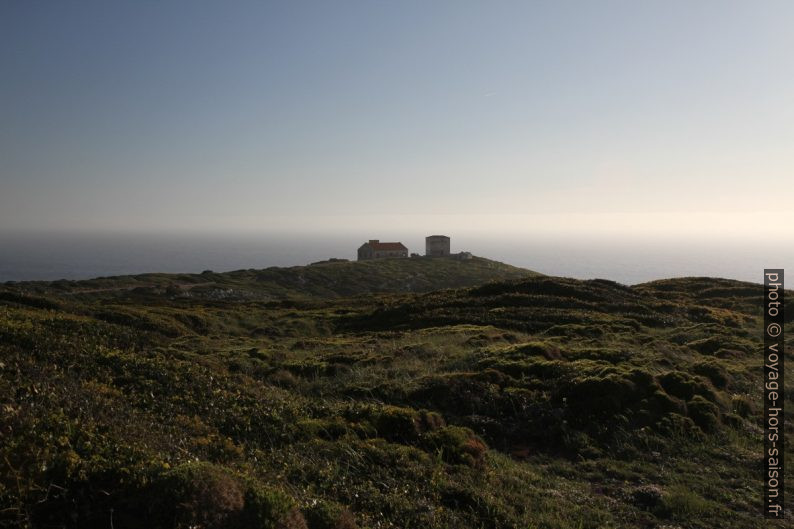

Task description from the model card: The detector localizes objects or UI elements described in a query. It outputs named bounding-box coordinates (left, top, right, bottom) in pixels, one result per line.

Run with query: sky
left=1, top=1, right=793, bottom=241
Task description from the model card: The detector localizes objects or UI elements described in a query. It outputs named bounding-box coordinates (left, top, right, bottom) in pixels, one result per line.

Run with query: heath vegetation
left=0, top=258, right=791, bottom=528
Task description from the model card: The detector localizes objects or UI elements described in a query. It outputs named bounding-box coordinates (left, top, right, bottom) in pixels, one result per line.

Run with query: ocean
left=0, top=232, right=789, bottom=285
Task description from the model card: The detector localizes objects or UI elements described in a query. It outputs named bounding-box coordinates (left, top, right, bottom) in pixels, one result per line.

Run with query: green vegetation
left=0, top=260, right=791, bottom=528
left=7, top=256, right=534, bottom=302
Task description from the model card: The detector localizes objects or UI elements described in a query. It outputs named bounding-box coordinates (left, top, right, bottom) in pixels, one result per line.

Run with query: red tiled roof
left=367, top=241, right=407, bottom=251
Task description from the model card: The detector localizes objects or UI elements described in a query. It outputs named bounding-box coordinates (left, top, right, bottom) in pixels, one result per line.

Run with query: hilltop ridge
left=5, top=255, right=537, bottom=302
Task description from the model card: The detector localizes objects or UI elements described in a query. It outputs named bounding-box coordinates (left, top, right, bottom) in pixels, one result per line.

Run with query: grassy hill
left=0, top=268, right=791, bottom=528
left=7, top=256, right=536, bottom=301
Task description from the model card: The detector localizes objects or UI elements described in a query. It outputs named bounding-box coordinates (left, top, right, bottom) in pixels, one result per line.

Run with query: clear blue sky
left=2, top=1, right=792, bottom=239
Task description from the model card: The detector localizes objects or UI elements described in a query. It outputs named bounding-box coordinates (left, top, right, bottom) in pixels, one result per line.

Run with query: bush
left=657, top=371, right=696, bottom=400
left=344, top=405, right=446, bottom=445
left=149, top=462, right=305, bottom=529
left=692, top=361, right=731, bottom=389
left=562, top=374, right=639, bottom=417
left=373, top=405, right=423, bottom=443
left=657, top=371, right=717, bottom=403
left=304, top=501, right=359, bottom=529
left=243, top=483, right=307, bottom=529
left=644, top=390, right=685, bottom=417
left=687, top=395, right=721, bottom=432
left=423, top=426, right=488, bottom=468
left=656, top=413, right=702, bottom=439
left=151, top=462, right=244, bottom=529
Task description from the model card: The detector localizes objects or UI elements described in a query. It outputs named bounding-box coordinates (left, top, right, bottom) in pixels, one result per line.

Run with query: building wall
left=425, top=235, right=451, bottom=257
left=358, top=243, right=408, bottom=260
left=373, top=250, right=407, bottom=259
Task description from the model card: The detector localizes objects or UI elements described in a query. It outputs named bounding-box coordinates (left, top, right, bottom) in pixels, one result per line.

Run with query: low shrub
left=423, top=426, right=488, bottom=468
left=269, top=369, right=301, bottom=388
left=243, top=482, right=307, bottom=529
left=692, top=361, right=731, bottom=389
left=344, top=405, right=446, bottom=445
left=686, top=395, right=721, bottom=432
left=641, top=390, right=686, bottom=418
left=561, top=374, right=639, bottom=418
left=304, top=501, right=359, bottom=529
left=657, top=371, right=718, bottom=403
left=657, top=371, right=696, bottom=400
left=509, top=341, right=563, bottom=360
left=731, top=394, right=755, bottom=418
left=656, top=485, right=712, bottom=519
left=148, top=462, right=305, bottom=529
left=656, top=413, right=702, bottom=439
left=150, top=462, right=245, bottom=529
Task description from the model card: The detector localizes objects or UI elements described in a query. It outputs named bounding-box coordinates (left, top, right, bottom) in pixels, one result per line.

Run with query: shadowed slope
left=0, top=272, right=790, bottom=529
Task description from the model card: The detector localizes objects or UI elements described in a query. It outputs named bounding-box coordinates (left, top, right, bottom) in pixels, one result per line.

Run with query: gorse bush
left=151, top=463, right=247, bottom=529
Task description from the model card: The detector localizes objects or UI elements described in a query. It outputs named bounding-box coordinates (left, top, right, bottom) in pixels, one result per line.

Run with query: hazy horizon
left=2, top=2, right=792, bottom=283
left=0, top=230, right=789, bottom=285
